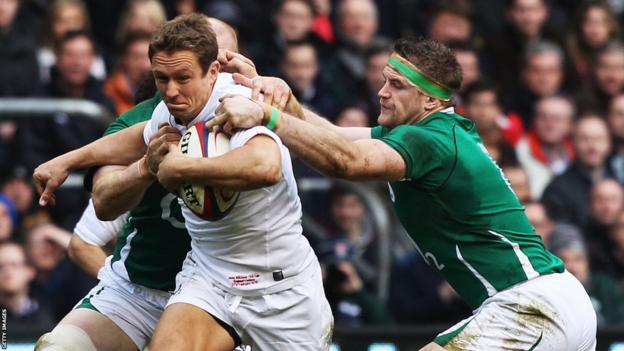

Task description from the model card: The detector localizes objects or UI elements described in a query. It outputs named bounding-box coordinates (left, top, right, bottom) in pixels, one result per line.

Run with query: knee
left=35, top=324, right=97, bottom=351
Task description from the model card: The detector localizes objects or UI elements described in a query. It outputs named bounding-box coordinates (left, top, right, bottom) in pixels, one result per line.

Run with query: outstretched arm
left=33, top=122, right=148, bottom=206
left=210, top=96, right=405, bottom=181
left=229, top=74, right=371, bottom=141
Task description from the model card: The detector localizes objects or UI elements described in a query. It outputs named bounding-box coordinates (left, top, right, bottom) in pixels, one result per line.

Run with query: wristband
left=266, top=106, right=280, bottom=130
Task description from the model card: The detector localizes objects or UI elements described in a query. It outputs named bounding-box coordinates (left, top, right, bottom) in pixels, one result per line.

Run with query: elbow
left=254, top=162, right=282, bottom=187
left=92, top=196, right=117, bottom=221
left=67, top=236, right=81, bottom=263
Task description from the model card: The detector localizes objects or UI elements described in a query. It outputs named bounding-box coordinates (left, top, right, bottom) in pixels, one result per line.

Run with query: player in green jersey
left=34, top=18, right=249, bottom=351
left=209, top=37, right=597, bottom=350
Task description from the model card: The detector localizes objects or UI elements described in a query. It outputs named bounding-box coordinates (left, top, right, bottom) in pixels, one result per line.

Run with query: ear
left=209, top=60, right=220, bottom=76
left=424, top=95, right=441, bottom=111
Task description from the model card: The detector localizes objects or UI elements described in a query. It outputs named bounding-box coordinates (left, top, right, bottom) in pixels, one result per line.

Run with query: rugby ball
left=178, top=122, right=239, bottom=221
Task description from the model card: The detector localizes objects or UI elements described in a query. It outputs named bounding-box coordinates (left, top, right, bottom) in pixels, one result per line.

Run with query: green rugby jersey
left=372, top=110, right=564, bottom=309
left=104, top=94, right=191, bottom=291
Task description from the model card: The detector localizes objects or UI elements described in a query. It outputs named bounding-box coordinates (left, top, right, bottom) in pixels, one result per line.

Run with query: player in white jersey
left=90, top=14, right=332, bottom=351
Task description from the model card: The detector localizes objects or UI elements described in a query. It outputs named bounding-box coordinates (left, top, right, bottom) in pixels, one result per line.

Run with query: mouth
left=166, top=102, right=188, bottom=111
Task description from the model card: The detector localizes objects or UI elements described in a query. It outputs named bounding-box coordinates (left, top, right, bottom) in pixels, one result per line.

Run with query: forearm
left=68, top=237, right=107, bottom=278
left=53, top=123, right=147, bottom=170
left=92, top=161, right=154, bottom=220
left=272, top=110, right=362, bottom=179
left=181, top=154, right=280, bottom=191
left=300, top=107, right=371, bottom=141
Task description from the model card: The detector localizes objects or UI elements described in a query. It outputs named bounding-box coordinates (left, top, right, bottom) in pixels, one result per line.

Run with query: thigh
left=435, top=301, right=549, bottom=350
left=59, top=308, right=137, bottom=351
left=240, top=268, right=333, bottom=351
left=76, top=280, right=165, bottom=349
left=150, top=302, right=235, bottom=351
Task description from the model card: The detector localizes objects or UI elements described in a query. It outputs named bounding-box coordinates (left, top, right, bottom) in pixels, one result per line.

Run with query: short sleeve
left=74, top=199, right=128, bottom=246
left=230, top=126, right=281, bottom=150
left=373, top=125, right=455, bottom=187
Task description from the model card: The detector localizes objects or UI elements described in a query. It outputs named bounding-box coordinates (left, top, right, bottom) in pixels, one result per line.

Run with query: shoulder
left=104, top=94, right=162, bottom=135
left=214, top=72, right=253, bottom=98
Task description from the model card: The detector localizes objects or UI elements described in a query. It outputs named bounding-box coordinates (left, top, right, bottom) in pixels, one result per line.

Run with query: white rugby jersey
left=143, top=73, right=317, bottom=295
left=74, top=199, right=127, bottom=246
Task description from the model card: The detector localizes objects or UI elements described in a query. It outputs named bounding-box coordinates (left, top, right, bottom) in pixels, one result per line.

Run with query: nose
left=378, top=81, right=391, bottom=99
left=166, top=81, right=179, bottom=100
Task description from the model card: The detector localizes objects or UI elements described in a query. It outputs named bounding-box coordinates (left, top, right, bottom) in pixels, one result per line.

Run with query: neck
left=411, top=105, right=447, bottom=124
left=0, top=291, right=28, bottom=313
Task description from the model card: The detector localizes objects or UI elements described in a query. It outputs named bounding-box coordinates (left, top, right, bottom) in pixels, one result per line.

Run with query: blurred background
left=3, top=0, right=624, bottom=349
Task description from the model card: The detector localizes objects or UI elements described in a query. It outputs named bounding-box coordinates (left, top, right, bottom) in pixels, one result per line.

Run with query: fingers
left=232, top=73, right=253, bottom=88
left=206, top=113, right=227, bottom=131
left=263, top=86, right=274, bottom=106
left=40, top=181, right=58, bottom=206
left=275, top=89, right=289, bottom=111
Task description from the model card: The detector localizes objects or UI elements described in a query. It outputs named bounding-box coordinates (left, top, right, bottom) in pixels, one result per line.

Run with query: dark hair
left=393, top=37, right=463, bottom=93
left=462, top=80, right=501, bottom=106
left=430, top=0, right=472, bottom=21
left=272, top=0, right=315, bottom=15
left=54, top=30, right=94, bottom=54
left=148, top=13, right=218, bottom=75
left=119, top=30, right=153, bottom=56
left=447, top=40, right=477, bottom=54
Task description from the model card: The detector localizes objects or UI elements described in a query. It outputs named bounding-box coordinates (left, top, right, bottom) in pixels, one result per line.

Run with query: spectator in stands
left=0, top=242, right=55, bottom=332
left=43, top=31, right=114, bottom=113
left=357, top=41, right=391, bottom=123
left=104, top=31, right=152, bottom=114
left=115, top=0, right=166, bottom=46
left=317, top=237, right=394, bottom=326
left=1, top=166, right=35, bottom=216
left=328, top=0, right=387, bottom=101
left=550, top=223, right=624, bottom=326
left=279, top=41, right=335, bottom=117
left=24, top=219, right=95, bottom=321
left=462, top=81, right=522, bottom=165
left=516, top=96, right=575, bottom=200
left=505, top=41, right=567, bottom=125
left=0, top=0, right=40, bottom=97
left=542, top=115, right=613, bottom=227
left=38, top=0, right=106, bottom=84
left=585, top=179, right=624, bottom=273
left=609, top=93, right=624, bottom=183
left=502, top=165, right=531, bottom=204
left=427, top=1, right=473, bottom=45
left=449, top=41, right=481, bottom=97
left=251, top=0, right=320, bottom=76
left=334, top=103, right=369, bottom=127
left=525, top=201, right=554, bottom=246
left=327, top=185, right=379, bottom=289
left=487, top=0, right=562, bottom=93
left=567, top=2, right=620, bottom=84
left=388, top=250, right=470, bottom=325
left=20, top=32, right=110, bottom=229
left=311, top=0, right=334, bottom=43
left=0, top=194, right=17, bottom=242
left=581, top=41, right=624, bottom=115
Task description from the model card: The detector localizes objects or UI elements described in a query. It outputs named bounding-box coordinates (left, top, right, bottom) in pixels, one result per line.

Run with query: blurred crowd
left=3, top=0, right=624, bottom=334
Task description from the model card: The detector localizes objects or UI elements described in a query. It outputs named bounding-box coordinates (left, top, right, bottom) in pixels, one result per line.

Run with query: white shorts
left=168, top=257, right=334, bottom=351
left=75, top=266, right=171, bottom=349
left=435, top=271, right=597, bottom=350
